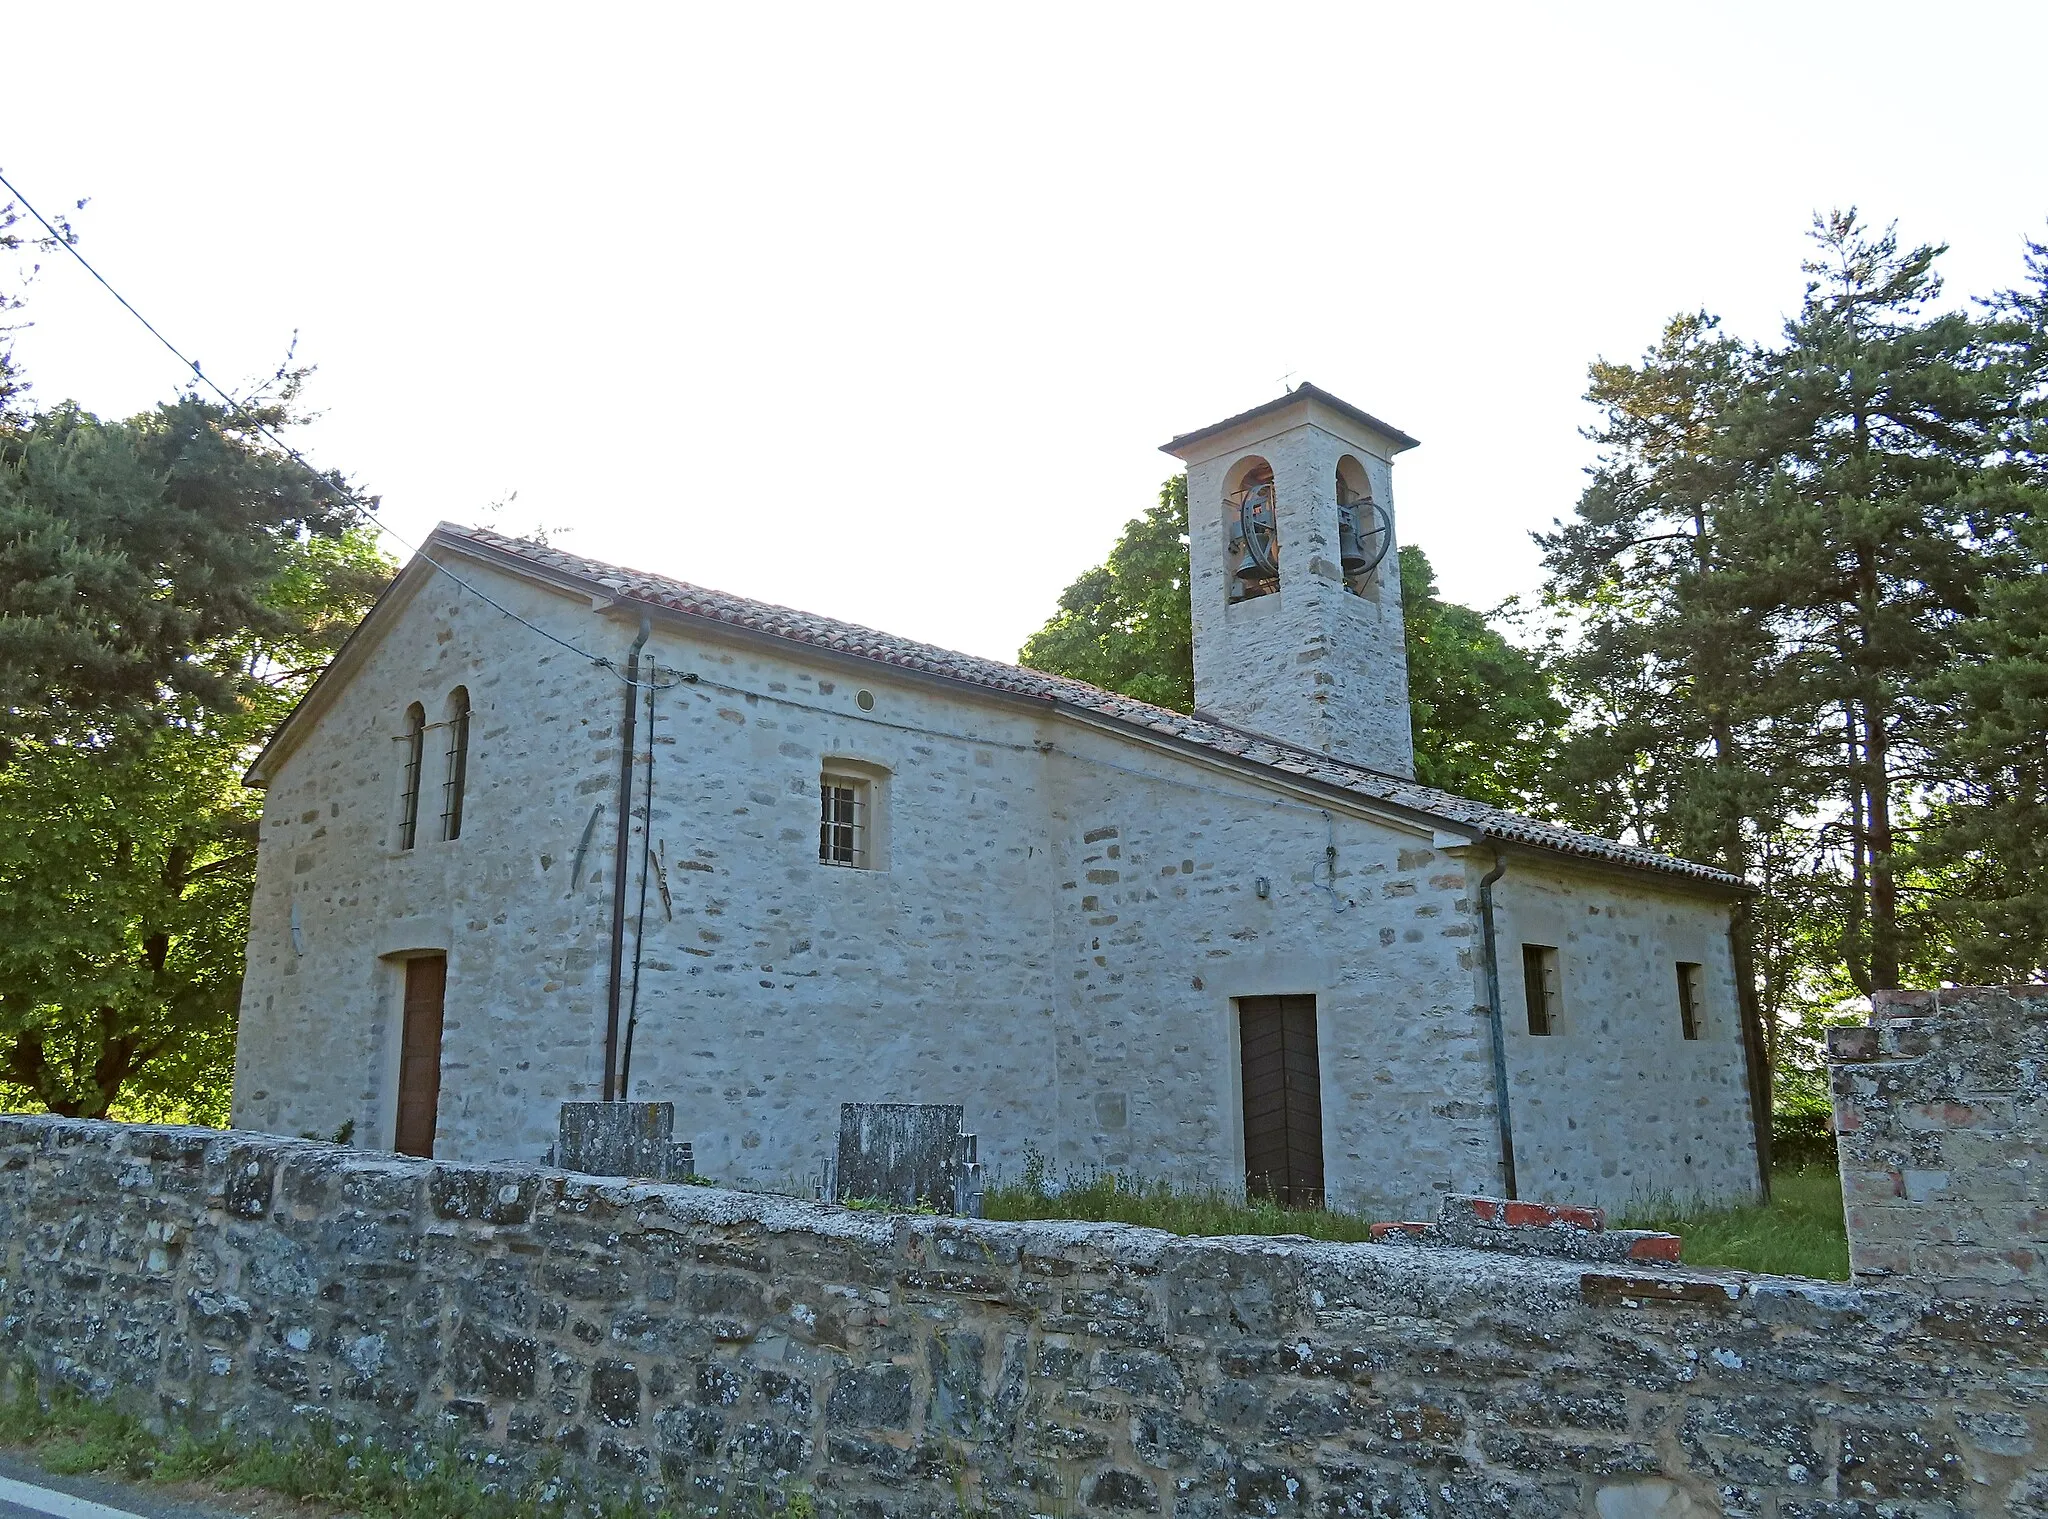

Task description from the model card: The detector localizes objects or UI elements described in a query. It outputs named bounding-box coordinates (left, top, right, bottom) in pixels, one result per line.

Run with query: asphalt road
left=0, top=1457, right=240, bottom=1519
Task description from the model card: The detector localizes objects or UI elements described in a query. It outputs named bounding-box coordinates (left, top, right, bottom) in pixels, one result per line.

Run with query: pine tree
left=1729, top=212, right=2018, bottom=993
left=1915, top=230, right=2048, bottom=979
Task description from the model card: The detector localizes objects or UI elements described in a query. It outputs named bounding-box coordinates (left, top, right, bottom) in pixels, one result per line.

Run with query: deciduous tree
left=1019, top=477, right=1564, bottom=808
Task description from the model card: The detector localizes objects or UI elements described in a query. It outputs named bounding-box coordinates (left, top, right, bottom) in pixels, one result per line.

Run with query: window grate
left=1522, top=944, right=1559, bottom=1035
left=440, top=689, right=470, bottom=843
left=1677, top=961, right=1704, bottom=1040
left=398, top=704, right=426, bottom=850
left=819, top=778, right=866, bottom=867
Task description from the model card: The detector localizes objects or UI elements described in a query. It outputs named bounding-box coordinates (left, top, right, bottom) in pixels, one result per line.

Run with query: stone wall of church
left=1493, top=861, right=1761, bottom=1209
left=234, top=552, right=1753, bottom=1221
left=4, top=1114, right=2043, bottom=1518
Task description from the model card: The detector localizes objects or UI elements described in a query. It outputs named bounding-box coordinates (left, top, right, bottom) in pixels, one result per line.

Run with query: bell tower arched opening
left=1224, top=456, right=1279, bottom=603
left=1335, top=454, right=1394, bottom=601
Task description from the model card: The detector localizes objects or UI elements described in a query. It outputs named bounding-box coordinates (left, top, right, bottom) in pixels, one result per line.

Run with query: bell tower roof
left=1160, top=381, right=1420, bottom=463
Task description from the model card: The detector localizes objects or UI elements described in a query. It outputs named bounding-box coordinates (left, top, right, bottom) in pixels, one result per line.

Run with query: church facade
left=232, top=386, right=1767, bottom=1217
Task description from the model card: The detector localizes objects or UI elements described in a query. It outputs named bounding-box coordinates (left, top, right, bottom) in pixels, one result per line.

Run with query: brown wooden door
left=395, top=954, right=447, bottom=1157
left=1238, top=995, right=1324, bottom=1207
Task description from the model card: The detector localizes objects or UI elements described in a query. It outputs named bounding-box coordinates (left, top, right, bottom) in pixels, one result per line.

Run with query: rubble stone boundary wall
left=1831, top=985, right=2047, bottom=1302
left=3, top=1114, right=2044, bottom=1518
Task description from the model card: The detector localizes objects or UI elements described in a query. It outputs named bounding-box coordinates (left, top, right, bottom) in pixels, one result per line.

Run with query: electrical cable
left=0, top=168, right=681, bottom=691
left=0, top=170, right=1453, bottom=887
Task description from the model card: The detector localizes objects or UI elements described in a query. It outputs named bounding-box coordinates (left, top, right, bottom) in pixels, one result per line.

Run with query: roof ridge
left=432, top=523, right=1745, bottom=889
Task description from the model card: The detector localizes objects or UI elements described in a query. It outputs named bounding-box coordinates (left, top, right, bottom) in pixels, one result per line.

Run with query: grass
left=1616, top=1165, right=1849, bottom=1281
left=983, top=1172, right=1378, bottom=1242
left=0, top=1367, right=818, bottom=1519
left=984, top=1155, right=1851, bottom=1280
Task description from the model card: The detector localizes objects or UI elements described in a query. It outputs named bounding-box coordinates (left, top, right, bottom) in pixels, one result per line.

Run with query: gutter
left=602, top=615, right=652, bottom=1102
left=1476, top=847, right=1519, bottom=1200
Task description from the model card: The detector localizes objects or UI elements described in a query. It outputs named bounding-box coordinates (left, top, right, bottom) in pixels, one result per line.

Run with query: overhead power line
left=0, top=167, right=676, bottom=687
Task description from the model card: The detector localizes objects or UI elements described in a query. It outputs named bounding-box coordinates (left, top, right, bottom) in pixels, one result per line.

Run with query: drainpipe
left=1476, top=846, right=1518, bottom=1200
left=602, top=615, right=652, bottom=1102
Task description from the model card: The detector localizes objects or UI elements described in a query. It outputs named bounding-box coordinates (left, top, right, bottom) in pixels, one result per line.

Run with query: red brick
left=1626, top=1234, right=1683, bottom=1262
left=1503, top=1201, right=1556, bottom=1228
left=1556, top=1206, right=1606, bottom=1232
left=1370, top=1221, right=1431, bottom=1241
left=1469, top=1199, right=1503, bottom=1223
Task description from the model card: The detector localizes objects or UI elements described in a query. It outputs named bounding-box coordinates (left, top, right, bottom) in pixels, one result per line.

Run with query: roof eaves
left=420, top=527, right=1746, bottom=893
left=1162, top=382, right=1422, bottom=457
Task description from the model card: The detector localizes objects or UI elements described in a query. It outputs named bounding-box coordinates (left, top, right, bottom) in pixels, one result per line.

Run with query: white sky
left=4, top=3, right=2043, bottom=665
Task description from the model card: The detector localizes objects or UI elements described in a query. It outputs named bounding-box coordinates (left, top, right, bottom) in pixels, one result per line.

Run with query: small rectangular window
left=1522, top=944, right=1559, bottom=1035
left=1677, top=961, right=1704, bottom=1040
left=819, top=773, right=869, bottom=868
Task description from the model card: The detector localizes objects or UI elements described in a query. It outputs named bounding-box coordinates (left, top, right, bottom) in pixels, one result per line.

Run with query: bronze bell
left=1237, top=484, right=1279, bottom=582
left=1338, top=501, right=1373, bottom=578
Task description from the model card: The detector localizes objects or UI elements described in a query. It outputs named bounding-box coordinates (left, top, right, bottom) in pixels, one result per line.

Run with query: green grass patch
left=0, top=1366, right=816, bottom=1519
left=986, top=1153, right=1850, bottom=1282
left=1616, top=1166, right=1849, bottom=1281
left=983, top=1172, right=1378, bottom=1242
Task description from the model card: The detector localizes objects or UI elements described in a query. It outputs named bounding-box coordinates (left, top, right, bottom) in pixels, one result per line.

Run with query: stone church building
left=232, top=385, right=1767, bottom=1217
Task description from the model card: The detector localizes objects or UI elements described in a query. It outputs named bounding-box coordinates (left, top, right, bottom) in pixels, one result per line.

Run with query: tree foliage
left=1399, top=547, right=1564, bottom=808
left=0, top=391, right=369, bottom=756
left=0, top=328, right=391, bottom=1118
left=1539, top=210, right=2048, bottom=1098
left=1019, top=475, right=1194, bottom=712
left=1019, top=476, right=1563, bottom=808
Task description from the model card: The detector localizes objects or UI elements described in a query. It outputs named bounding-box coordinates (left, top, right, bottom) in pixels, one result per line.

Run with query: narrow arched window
left=398, top=703, right=427, bottom=850
left=440, top=687, right=470, bottom=842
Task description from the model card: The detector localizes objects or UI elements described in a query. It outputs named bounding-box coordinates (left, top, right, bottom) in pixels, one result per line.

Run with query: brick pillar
left=1829, top=985, right=2047, bottom=1300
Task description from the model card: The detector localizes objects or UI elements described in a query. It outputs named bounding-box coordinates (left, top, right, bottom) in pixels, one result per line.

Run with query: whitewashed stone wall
left=235, top=551, right=1755, bottom=1218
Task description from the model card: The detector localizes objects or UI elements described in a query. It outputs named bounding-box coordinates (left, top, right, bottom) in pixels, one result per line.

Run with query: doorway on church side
left=1237, top=994, right=1325, bottom=1208
left=395, top=954, right=447, bottom=1158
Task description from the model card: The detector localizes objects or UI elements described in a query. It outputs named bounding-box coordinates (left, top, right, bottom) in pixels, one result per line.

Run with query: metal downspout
left=602, top=616, right=652, bottom=1102
left=1477, top=846, right=1518, bottom=1200
left=618, top=676, right=659, bottom=1102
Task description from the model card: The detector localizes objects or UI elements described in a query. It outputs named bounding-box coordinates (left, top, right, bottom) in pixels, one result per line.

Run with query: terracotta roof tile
left=436, top=523, right=1746, bottom=890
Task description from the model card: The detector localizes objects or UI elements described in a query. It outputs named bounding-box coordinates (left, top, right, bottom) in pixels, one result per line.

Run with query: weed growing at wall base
left=0, top=1365, right=816, bottom=1519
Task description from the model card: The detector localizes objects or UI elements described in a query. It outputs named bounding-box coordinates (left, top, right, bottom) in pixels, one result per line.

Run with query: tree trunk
left=1843, top=704, right=1872, bottom=995
left=1864, top=690, right=1901, bottom=990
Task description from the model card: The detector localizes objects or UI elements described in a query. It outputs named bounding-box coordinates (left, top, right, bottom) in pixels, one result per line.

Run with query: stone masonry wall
left=5, top=1113, right=2045, bottom=1517
left=1182, top=402, right=1415, bottom=778
left=233, top=551, right=1755, bottom=1218
left=1830, top=984, right=2047, bottom=1301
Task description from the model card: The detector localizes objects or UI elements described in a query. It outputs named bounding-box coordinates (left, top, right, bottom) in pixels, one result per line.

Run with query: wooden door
left=395, top=954, right=447, bottom=1157
left=1238, top=995, right=1324, bottom=1207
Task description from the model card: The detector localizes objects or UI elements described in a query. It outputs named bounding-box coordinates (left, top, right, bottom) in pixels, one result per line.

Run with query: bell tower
left=1162, top=383, right=1418, bottom=777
